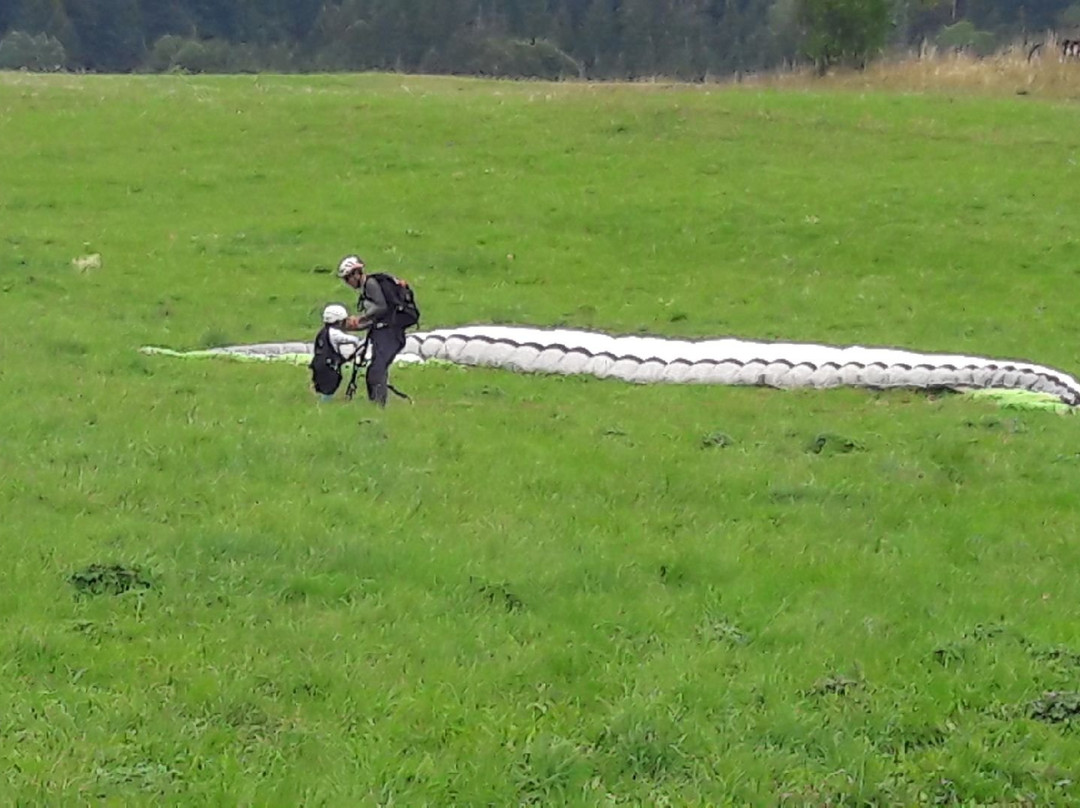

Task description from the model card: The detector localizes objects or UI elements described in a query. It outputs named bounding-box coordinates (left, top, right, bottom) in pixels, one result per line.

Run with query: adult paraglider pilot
left=336, top=255, right=408, bottom=406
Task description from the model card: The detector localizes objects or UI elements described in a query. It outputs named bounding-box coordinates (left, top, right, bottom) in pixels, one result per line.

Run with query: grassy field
left=2, top=69, right=1080, bottom=805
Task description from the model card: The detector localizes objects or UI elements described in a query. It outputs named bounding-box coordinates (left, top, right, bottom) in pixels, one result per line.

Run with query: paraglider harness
left=343, top=331, right=413, bottom=402
left=344, top=273, right=421, bottom=402
left=366, top=272, right=420, bottom=330
left=310, top=323, right=348, bottom=396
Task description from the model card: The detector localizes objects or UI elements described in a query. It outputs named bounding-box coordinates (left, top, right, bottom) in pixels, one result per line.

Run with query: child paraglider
left=309, top=304, right=364, bottom=402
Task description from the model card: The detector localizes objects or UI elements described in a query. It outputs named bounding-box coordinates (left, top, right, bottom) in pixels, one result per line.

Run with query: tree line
left=0, top=0, right=1076, bottom=79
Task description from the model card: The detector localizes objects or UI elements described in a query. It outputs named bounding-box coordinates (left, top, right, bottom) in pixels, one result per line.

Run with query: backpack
left=309, top=324, right=346, bottom=395
left=365, top=272, right=420, bottom=329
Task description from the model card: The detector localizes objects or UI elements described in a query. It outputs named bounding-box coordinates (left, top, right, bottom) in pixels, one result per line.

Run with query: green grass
left=2, top=71, right=1080, bottom=804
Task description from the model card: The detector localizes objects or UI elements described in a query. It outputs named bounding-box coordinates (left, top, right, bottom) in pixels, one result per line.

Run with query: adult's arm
left=345, top=277, right=389, bottom=330
left=358, top=276, right=389, bottom=323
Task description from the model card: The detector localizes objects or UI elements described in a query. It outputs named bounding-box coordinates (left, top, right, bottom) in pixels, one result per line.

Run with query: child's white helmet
left=337, top=255, right=364, bottom=278
left=322, top=304, right=348, bottom=324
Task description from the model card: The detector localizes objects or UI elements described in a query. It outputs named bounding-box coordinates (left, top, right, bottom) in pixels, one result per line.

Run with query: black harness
left=310, top=324, right=348, bottom=395
left=344, top=331, right=370, bottom=401
left=344, top=331, right=411, bottom=403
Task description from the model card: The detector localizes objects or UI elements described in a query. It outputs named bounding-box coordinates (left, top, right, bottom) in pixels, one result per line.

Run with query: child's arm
left=330, top=328, right=363, bottom=361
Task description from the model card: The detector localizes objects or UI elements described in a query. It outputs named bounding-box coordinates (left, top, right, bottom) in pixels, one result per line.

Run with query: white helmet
left=322, top=303, right=348, bottom=324
left=336, top=255, right=364, bottom=278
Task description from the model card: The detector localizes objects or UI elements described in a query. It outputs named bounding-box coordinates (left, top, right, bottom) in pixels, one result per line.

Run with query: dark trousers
left=367, top=325, right=406, bottom=406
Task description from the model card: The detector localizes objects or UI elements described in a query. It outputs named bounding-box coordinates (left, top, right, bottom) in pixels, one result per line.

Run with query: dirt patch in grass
left=1029, top=691, right=1080, bottom=725
left=69, top=563, right=153, bottom=596
left=474, top=579, right=524, bottom=612
left=805, top=433, right=865, bottom=455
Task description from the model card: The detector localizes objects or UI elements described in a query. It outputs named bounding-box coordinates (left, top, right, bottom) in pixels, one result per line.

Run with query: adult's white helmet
left=337, top=255, right=364, bottom=278
left=322, top=303, right=349, bottom=324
